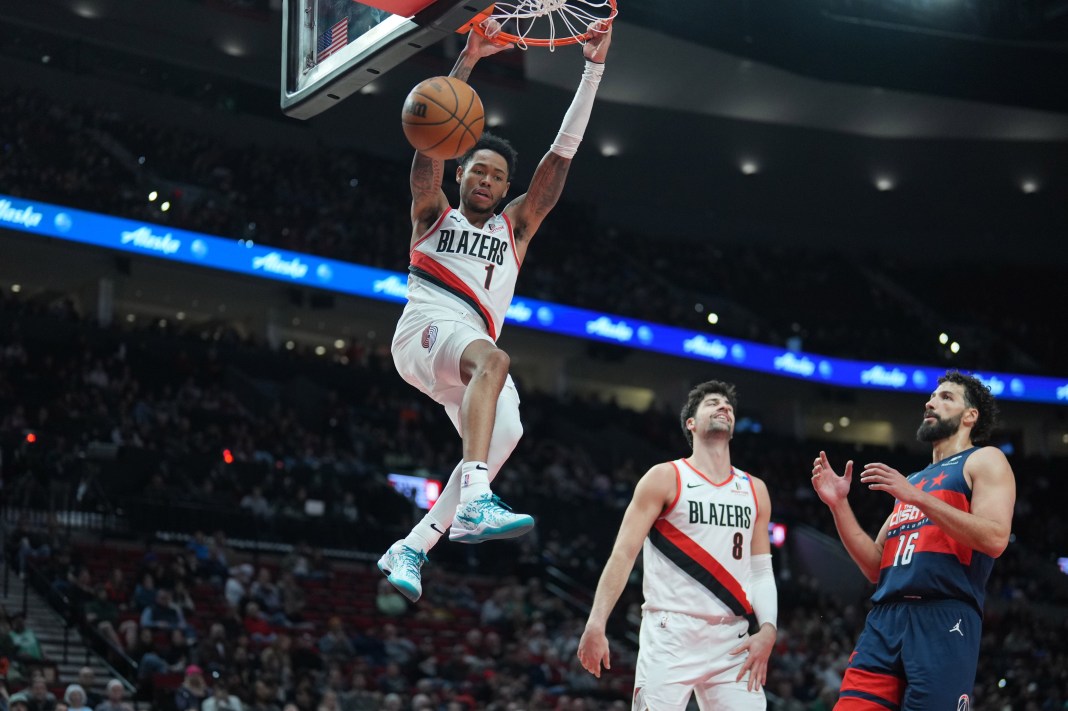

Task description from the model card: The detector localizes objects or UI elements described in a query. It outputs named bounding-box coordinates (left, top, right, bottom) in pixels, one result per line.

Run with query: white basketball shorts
left=632, top=610, right=767, bottom=711
left=391, top=293, right=516, bottom=429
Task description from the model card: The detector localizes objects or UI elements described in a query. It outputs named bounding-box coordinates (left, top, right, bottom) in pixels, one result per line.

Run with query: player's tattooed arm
left=450, top=20, right=512, bottom=82
left=409, top=151, right=447, bottom=230
left=410, top=151, right=443, bottom=196
left=506, top=151, right=571, bottom=247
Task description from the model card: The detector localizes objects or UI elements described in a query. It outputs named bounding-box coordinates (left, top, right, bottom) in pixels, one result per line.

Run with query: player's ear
left=962, top=407, right=979, bottom=429
left=456, top=164, right=465, bottom=184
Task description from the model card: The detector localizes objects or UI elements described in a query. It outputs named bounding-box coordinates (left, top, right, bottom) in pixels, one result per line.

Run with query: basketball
left=401, top=76, right=484, bottom=161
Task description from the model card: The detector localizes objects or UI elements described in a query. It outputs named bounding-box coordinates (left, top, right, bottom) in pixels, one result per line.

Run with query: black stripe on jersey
left=409, top=267, right=491, bottom=332
left=648, top=527, right=759, bottom=632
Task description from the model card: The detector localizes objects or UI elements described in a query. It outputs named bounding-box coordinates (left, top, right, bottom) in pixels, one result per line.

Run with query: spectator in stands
left=174, top=665, right=210, bottom=711
left=224, top=565, right=253, bottom=611
left=20, top=675, right=56, bottom=711
left=202, top=681, right=243, bottom=711
left=82, top=586, right=123, bottom=651
left=239, top=487, right=272, bottom=518
left=75, top=669, right=102, bottom=709
left=8, top=615, right=43, bottom=663
left=140, top=590, right=189, bottom=635
left=11, top=517, right=53, bottom=578
left=197, top=623, right=232, bottom=676
left=316, top=689, right=340, bottom=711
left=0, top=615, right=21, bottom=679
left=380, top=624, right=415, bottom=667
left=102, top=570, right=129, bottom=611
left=374, top=578, right=407, bottom=617
left=171, top=580, right=197, bottom=618
left=8, top=692, right=30, bottom=711
left=93, top=679, right=132, bottom=711
left=246, top=679, right=280, bottom=711
left=131, top=573, right=157, bottom=612
left=317, top=618, right=354, bottom=665
left=241, top=602, right=276, bottom=645
left=61, top=684, right=91, bottom=711
left=335, top=493, right=359, bottom=525
left=250, top=569, right=286, bottom=626
left=277, top=573, right=307, bottom=626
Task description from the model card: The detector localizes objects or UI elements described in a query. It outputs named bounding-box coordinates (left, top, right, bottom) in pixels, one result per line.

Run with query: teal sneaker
left=448, top=493, right=535, bottom=543
left=377, top=541, right=427, bottom=602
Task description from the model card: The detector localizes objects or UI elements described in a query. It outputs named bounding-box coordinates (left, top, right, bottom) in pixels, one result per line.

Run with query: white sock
left=404, top=515, right=446, bottom=554
left=459, top=461, right=491, bottom=503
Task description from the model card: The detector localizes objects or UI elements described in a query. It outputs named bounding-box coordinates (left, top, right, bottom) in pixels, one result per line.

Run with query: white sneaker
left=377, top=541, right=427, bottom=602
left=449, top=493, right=535, bottom=543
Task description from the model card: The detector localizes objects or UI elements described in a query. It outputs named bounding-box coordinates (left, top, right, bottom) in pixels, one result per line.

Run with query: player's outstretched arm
left=504, top=22, right=612, bottom=248
left=811, top=450, right=885, bottom=582
left=410, top=22, right=514, bottom=233
left=577, top=460, right=671, bottom=678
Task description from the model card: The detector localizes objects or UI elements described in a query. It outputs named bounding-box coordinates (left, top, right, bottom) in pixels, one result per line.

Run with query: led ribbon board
left=3, top=194, right=1066, bottom=405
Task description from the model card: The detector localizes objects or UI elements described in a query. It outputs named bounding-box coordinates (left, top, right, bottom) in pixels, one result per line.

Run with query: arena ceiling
left=1, top=0, right=1066, bottom=260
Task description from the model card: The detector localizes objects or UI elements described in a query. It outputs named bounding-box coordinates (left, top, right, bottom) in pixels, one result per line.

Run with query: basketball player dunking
left=812, top=370, right=1016, bottom=709
left=578, top=381, right=778, bottom=710
left=378, top=20, right=613, bottom=602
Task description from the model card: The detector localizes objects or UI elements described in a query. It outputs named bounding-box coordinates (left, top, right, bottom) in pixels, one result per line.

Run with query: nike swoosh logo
left=737, top=632, right=746, bottom=638
left=430, top=523, right=445, bottom=534
left=475, top=464, right=488, bottom=471
left=686, top=483, right=704, bottom=489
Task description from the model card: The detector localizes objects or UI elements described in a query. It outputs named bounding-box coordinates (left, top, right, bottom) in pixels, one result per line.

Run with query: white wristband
left=749, top=553, right=778, bottom=630
left=550, top=60, right=604, bottom=159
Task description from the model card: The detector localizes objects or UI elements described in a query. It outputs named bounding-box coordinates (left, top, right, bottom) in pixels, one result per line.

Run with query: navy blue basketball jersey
left=871, top=447, right=995, bottom=613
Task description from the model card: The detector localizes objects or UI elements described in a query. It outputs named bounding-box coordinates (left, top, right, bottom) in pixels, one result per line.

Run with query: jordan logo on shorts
left=949, top=619, right=964, bottom=636
left=421, top=324, right=438, bottom=352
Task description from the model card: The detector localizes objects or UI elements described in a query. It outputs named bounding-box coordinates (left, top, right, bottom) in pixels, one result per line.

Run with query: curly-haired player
left=811, top=370, right=1016, bottom=709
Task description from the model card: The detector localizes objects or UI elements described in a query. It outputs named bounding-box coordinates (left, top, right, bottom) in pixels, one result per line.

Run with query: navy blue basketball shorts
left=835, top=600, right=981, bottom=711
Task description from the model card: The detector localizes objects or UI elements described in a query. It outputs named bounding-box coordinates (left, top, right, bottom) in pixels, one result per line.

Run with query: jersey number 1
left=484, top=264, right=495, bottom=289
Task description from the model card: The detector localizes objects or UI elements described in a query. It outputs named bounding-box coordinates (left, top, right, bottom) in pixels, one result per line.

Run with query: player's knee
left=479, top=348, right=511, bottom=384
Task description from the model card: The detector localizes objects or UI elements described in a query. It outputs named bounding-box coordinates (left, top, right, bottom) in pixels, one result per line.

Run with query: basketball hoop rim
left=470, top=0, right=617, bottom=48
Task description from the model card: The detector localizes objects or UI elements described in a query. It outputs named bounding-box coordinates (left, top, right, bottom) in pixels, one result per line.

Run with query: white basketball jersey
left=408, top=207, right=520, bottom=341
left=642, top=459, right=760, bottom=623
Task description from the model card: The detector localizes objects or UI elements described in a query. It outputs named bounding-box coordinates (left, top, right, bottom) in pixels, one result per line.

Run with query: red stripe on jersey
left=409, top=251, right=497, bottom=340
left=882, top=489, right=973, bottom=568
left=410, top=208, right=453, bottom=252
left=840, top=667, right=905, bottom=707
left=652, top=518, right=752, bottom=614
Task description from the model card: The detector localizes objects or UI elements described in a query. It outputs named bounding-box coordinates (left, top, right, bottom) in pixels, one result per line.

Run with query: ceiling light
left=1020, top=179, right=1039, bottom=194
left=740, top=159, right=759, bottom=175
left=874, top=176, right=894, bottom=191
left=707, top=312, right=719, bottom=325
left=599, top=143, right=620, bottom=158
left=218, top=39, right=247, bottom=57
left=71, top=2, right=103, bottom=18
left=487, top=112, right=505, bottom=128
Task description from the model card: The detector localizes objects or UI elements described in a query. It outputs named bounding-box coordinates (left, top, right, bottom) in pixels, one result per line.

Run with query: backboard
left=281, top=0, right=490, bottom=119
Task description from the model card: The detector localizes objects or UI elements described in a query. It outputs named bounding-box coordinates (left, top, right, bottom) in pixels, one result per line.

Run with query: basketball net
left=470, top=0, right=617, bottom=50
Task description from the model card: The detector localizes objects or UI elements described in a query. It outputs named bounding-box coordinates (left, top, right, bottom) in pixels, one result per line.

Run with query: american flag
left=316, top=16, right=348, bottom=63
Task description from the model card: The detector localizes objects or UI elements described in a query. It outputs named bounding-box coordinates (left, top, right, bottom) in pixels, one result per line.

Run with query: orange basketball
left=401, top=76, right=484, bottom=161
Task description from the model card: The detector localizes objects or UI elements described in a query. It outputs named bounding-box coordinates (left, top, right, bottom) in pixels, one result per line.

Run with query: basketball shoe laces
left=467, top=493, right=520, bottom=526
left=394, top=545, right=428, bottom=578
